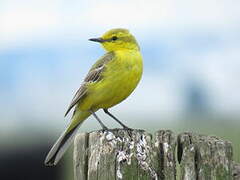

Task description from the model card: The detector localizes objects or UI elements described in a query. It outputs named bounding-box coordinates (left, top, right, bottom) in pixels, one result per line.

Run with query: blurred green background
left=0, top=0, right=239, bottom=179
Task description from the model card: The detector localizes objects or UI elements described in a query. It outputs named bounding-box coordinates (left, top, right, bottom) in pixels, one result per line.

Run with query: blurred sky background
left=0, top=0, right=240, bottom=179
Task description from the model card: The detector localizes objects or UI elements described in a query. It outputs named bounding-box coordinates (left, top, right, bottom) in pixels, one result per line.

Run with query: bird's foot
left=102, top=126, right=109, bottom=131
left=122, top=126, right=134, bottom=137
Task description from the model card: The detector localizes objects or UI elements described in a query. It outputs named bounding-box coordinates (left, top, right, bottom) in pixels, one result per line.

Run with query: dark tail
left=44, top=110, right=91, bottom=166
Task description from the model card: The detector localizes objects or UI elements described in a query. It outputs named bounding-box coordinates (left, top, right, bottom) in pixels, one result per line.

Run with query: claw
left=123, top=127, right=133, bottom=137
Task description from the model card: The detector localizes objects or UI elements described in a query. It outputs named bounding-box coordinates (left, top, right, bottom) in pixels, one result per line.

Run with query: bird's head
left=89, top=28, right=140, bottom=51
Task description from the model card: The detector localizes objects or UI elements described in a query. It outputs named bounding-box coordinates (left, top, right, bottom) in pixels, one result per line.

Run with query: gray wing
left=64, top=52, right=114, bottom=117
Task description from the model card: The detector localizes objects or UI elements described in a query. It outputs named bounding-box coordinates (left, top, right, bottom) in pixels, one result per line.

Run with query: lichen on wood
left=73, top=129, right=239, bottom=180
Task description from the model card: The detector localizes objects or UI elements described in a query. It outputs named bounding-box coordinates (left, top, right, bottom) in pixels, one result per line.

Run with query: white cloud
left=1, top=0, right=240, bottom=50
left=83, top=0, right=240, bottom=33
left=160, top=0, right=240, bottom=28
left=0, top=0, right=63, bottom=49
left=81, top=0, right=163, bottom=29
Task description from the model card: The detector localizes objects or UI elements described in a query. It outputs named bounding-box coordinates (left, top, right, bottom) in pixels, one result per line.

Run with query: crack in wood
left=74, top=129, right=239, bottom=180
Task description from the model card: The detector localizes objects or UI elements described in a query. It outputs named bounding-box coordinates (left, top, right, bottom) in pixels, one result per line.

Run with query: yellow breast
left=79, top=50, right=143, bottom=110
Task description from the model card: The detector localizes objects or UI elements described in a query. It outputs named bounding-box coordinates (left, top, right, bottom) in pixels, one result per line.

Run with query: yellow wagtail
left=44, top=28, right=143, bottom=166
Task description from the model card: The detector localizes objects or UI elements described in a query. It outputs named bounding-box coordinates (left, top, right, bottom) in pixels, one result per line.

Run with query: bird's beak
left=89, top=37, right=105, bottom=43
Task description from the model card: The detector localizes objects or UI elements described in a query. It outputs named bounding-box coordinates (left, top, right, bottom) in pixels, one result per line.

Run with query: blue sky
left=1, top=0, right=240, bottom=133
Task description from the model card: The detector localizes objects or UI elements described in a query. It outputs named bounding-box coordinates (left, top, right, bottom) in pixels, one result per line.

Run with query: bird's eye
left=112, top=36, right=118, bottom=41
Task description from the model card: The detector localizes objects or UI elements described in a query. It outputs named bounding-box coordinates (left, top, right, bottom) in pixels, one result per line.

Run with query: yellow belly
left=79, top=50, right=143, bottom=110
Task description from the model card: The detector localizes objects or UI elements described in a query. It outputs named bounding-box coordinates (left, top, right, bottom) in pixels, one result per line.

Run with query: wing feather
left=64, top=52, right=114, bottom=116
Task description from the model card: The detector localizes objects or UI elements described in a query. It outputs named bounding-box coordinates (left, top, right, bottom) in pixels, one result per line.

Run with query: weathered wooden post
left=73, top=129, right=240, bottom=180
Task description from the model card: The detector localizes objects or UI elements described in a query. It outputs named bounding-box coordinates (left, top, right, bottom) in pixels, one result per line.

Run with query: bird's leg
left=90, top=110, right=109, bottom=130
left=103, top=109, right=132, bottom=130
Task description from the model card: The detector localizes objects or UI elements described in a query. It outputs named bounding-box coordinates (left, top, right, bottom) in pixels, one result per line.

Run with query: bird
left=44, top=28, right=143, bottom=166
